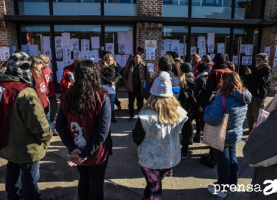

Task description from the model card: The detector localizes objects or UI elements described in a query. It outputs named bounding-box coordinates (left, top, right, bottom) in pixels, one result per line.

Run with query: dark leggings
left=181, top=116, right=193, bottom=154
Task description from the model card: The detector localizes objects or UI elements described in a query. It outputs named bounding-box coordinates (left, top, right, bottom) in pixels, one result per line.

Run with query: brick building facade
left=1, top=0, right=277, bottom=93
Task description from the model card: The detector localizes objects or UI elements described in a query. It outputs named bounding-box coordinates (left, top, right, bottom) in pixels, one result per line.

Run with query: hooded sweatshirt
left=204, top=89, right=252, bottom=145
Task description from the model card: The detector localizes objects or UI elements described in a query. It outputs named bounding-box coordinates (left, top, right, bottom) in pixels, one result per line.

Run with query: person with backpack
left=56, top=60, right=112, bottom=200
left=122, top=53, right=150, bottom=122
left=204, top=72, right=251, bottom=198
left=193, top=63, right=210, bottom=143
left=180, top=62, right=195, bottom=91
left=132, top=72, right=188, bottom=200
left=179, top=66, right=197, bottom=158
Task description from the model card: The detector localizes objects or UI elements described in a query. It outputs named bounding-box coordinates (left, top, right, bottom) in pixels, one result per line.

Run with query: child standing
left=132, top=72, right=188, bottom=200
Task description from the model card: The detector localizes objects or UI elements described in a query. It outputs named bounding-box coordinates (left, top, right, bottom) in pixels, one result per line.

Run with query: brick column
left=137, top=0, right=163, bottom=79
left=0, top=0, right=18, bottom=65
left=261, top=0, right=277, bottom=95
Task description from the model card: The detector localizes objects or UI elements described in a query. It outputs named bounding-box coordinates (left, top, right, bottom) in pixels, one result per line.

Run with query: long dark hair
left=64, top=60, right=107, bottom=116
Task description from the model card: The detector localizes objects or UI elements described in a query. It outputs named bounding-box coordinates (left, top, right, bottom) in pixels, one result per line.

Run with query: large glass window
left=162, top=26, right=189, bottom=61
left=191, top=27, right=231, bottom=61
left=234, top=0, right=262, bottom=19
left=18, top=0, right=50, bottom=15
left=104, top=0, right=136, bottom=16
left=53, top=0, right=101, bottom=15
left=192, top=0, right=232, bottom=19
left=54, top=25, right=101, bottom=84
left=162, top=0, right=189, bottom=17
left=233, top=28, right=259, bottom=77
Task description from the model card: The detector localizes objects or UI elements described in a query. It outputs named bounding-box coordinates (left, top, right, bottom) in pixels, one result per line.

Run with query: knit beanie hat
left=180, top=62, right=192, bottom=73
left=197, top=63, right=210, bottom=73
left=150, top=72, right=173, bottom=97
left=7, top=50, right=33, bottom=85
left=213, top=53, right=228, bottom=65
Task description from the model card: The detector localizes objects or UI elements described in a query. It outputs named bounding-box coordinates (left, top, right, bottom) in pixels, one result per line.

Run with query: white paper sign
left=55, top=37, right=63, bottom=49
left=0, top=47, right=10, bottom=61
left=122, top=55, right=129, bottom=67
left=245, top=44, right=253, bottom=56
left=124, top=43, right=133, bottom=55
left=118, top=32, right=126, bottom=44
left=125, top=31, right=133, bottom=43
left=274, top=58, right=277, bottom=67
left=172, top=40, right=179, bottom=53
left=56, top=49, right=63, bottom=59
left=56, top=61, right=64, bottom=71
left=12, top=46, right=16, bottom=53
left=146, top=47, right=155, bottom=61
left=178, top=43, right=184, bottom=56
left=161, top=50, right=167, bottom=56
left=71, top=39, right=79, bottom=51
left=147, top=63, right=154, bottom=74
left=91, top=37, right=100, bottom=49
left=145, top=40, right=157, bottom=49
left=247, top=56, right=252, bottom=65
left=207, top=33, right=215, bottom=45
left=56, top=71, right=63, bottom=83
left=43, top=49, right=51, bottom=59
left=241, top=44, right=246, bottom=54
left=89, top=50, right=99, bottom=59
left=62, top=33, right=70, bottom=46
left=114, top=55, right=122, bottom=66
left=265, top=46, right=270, bottom=58
left=105, top=43, right=114, bottom=56
left=198, top=37, right=205, bottom=48
left=217, top=43, right=225, bottom=54
left=164, top=40, right=172, bottom=51
left=73, top=51, right=80, bottom=59
left=80, top=52, right=88, bottom=60
left=191, top=47, right=197, bottom=55
left=42, top=36, right=50, bottom=50
left=21, top=45, right=38, bottom=56
left=208, top=44, right=214, bottom=54
left=242, top=56, right=248, bottom=65
left=81, top=39, right=90, bottom=52
left=63, top=46, right=71, bottom=58
left=233, top=55, right=238, bottom=65
left=118, top=44, right=125, bottom=54
left=198, top=48, right=206, bottom=58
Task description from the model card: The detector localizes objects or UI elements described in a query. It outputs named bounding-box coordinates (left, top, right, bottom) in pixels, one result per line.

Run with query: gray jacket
left=137, top=107, right=187, bottom=169
left=243, top=108, right=277, bottom=200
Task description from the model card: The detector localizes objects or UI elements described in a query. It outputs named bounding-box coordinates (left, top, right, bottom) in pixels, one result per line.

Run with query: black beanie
left=197, top=63, right=210, bottom=73
left=213, top=53, right=228, bottom=65
left=137, top=46, right=144, bottom=53
left=180, top=62, right=192, bottom=73
left=171, top=51, right=179, bottom=59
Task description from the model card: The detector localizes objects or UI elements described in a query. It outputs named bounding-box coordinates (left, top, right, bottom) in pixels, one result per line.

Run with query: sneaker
left=128, top=117, right=133, bottom=122
left=193, top=134, right=201, bottom=143
left=166, top=171, right=173, bottom=177
left=189, top=137, right=193, bottom=145
left=207, top=185, right=227, bottom=198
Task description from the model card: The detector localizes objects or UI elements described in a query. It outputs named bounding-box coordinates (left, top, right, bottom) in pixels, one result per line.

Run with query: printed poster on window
left=146, top=47, right=155, bottom=61
left=0, top=47, right=10, bottom=61
left=147, top=63, right=154, bottom=74
left=233, top=55, right=238, bottom=65
left=208, top=44, right=214, bottom=54
left=198, top=37, right=205, bottom=49
left=198, top=48, right=206, bottom=59
left=191, top=47, right=197, bottom=55
left=55, top=37, right=63, bottom=49
left=71, top=39, right=79, bottom=51
left=264, top=46, right=270, bottom=58
left=217, top=43, right=225, bottom=54
left=105, top=43, right=114, bottom=56
left=81, top=39, right=90, bottom=52
left=63, top=46, right=71, bottom=58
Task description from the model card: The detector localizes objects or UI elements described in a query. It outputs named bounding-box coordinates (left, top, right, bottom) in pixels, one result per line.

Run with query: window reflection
left=104, top=0, right=136, bottom=16
left=163, top=0, right=188, bottom=17
left=192, top=0, right=232, bottom=19
left=53, top=0, right=101, bottom=15
left=18, top=0, right=50, bottom=15
left=234, top=0, right=261, bottom=19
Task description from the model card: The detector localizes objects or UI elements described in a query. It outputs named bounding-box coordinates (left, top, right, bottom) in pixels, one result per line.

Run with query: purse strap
left=221, top=95, right=226, bottom=113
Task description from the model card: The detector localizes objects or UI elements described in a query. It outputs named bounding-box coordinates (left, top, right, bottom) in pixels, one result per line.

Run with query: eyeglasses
left=256, top=59, right=262, bottom=62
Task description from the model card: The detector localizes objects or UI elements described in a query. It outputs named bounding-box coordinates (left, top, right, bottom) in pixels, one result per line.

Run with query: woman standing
left=31, top=56, right=56, bottom=135
left=122, top=53, right=150, bottom=122
left=100, top=54, right=121, bottom=123
left=132, top=72, right=188, bottom=200
left=56, top=60, right=112, bottom=200
left=191, top=53, right=201, bottom=76
left=204, top=72, right=251, bottom=198
left=40, top=55, right=58, bottom=133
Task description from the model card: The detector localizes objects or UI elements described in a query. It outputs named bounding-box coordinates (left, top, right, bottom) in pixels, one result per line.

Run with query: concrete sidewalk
left=0, top=96, right=272, bottom=200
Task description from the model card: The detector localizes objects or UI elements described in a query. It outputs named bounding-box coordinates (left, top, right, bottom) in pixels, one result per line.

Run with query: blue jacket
left=204, top=90, right=252, bottom=145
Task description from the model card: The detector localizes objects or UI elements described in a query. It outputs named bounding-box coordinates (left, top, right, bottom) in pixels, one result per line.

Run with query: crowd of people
left=0, top=46, right=275, bottom=200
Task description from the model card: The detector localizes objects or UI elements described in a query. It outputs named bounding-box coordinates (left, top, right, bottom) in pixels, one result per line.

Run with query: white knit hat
left=150, top=72, right=173, bottom=97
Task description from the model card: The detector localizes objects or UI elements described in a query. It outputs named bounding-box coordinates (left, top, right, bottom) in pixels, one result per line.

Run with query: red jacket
left=32, top=75, right=48, bottom=109
left=60, top=64, right=74, bottom=94
left=42, top=67, right=57, bottom=97
left=193, top=61, right=201, bottom=76
left=207, top=67, right=232, bottom=89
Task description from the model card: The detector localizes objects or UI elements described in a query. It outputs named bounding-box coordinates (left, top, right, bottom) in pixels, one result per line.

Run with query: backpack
left=179, top=86, right=197, bottom=118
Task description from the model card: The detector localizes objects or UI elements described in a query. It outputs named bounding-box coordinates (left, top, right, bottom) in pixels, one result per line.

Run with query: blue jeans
left=212, top=143, right=238, bottom=190
left=45, top=106, right=55, bottom=133
left=6, top=161, right=41, bottom=200
left=109, top=93, right=116, bottom=111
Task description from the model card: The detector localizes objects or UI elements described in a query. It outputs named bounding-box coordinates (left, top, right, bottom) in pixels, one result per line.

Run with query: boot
left=193, top=134, right=201, bottom=143
left=111, top=111, right=117, bottom=123
left=189, top=137, right=193, bottom=145
left=115, top=98, right=121, bottom=111
left=200, top=154, right=216, bottom=169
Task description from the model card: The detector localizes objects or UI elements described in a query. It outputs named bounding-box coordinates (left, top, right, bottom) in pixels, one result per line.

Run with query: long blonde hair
left=39, top=54, right=50, bottom=69
left=179, top=72, right=187, bottom=88
left=31, top=56, right=44, bottom=81
left=103, top=54, right=117, bottom=68
left=141, top=95, right=181, bottom=124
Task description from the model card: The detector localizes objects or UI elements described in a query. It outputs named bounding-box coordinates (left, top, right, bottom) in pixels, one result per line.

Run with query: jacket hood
left=232, top=89, right=252, bottom=104
left=0, top=71, right=20, bottom=82
left=212, top=64, right=227, bottom=70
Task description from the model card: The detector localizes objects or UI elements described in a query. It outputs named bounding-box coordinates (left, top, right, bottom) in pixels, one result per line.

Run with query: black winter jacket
left=101, top=64, right=120, bottom=85
left=179, top=86, right=197, bottom=118
left=194, top=75, right=207, bottom=113
left=245, top=64, right=271, bottom=99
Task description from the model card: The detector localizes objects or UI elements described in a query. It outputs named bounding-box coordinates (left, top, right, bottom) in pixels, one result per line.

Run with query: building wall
left=264, top=0, right=277, bottom=20
left=0, top=0, right=17, bottom=65
left=138, top=0, right=162, bottom=17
